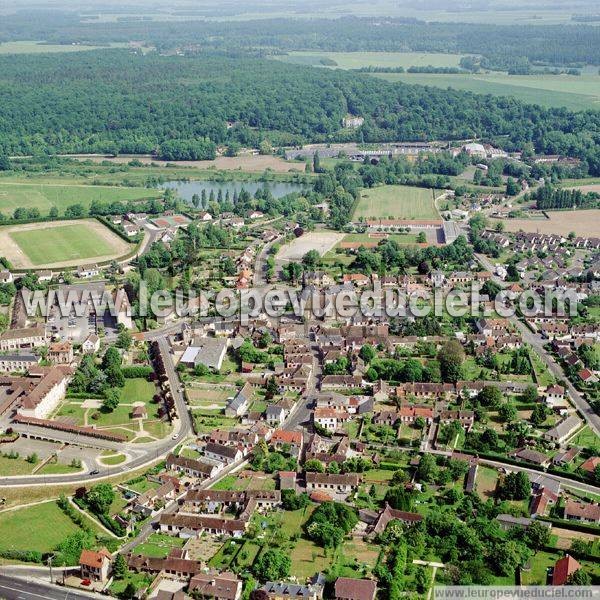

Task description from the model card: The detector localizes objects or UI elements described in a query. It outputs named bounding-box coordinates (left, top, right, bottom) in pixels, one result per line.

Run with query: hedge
left=122, top=366, right=154, bottom=379
left=97, top=513, right=126, bottom=537
left=57, top=497, right=92, bottom=533
left=66, top=391, right=106, bottom=400
left=0, top=549, right=43, bottom=563
left=95, top=215, right=138, bottom=244
left=539, top=516, right=600, bottom=535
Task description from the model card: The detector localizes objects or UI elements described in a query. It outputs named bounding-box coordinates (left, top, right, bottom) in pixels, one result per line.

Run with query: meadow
left=6, top=221, right=124, bottom=267
left=353, top=185, right=440, bottom=221
left=0, top=501, right=92, bottom=553
left=0, top=180, right=161, bottom=216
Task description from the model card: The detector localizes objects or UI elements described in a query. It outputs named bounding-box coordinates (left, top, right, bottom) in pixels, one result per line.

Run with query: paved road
left=475, top=253, right=600, bottom=437
left=0, top=574, right=105, bottom=600
left=0, top=339, right=192, bottom=487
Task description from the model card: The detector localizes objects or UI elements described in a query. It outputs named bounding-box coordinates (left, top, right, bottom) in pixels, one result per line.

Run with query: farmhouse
left=225, top=382, right=252, bottom=417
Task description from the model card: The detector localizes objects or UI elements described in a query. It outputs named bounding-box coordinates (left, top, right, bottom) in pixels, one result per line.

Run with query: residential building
left=188, top=571, right=242, bottom=600
left=79, top=548, right=112, bottom=583
left=334, top=577, right=377, bottom=600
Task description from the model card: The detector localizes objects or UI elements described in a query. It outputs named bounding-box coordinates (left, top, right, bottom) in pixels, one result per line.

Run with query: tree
left=416, top=453, right=437, bottom=483
left=281, top=489, right=309, bottom=510
left=86, top=483, right=115, bottom=515
left=567, top=569, right=591, bottom=585
left=305, top=459, right=325, bottom=473
left=302, top=249, right=320, bottom=267
left=385, top=487, right=414, bottom=511
left=0, top=155, right=11, bottom=171
left=102, top=387, right=120, bottom=412
left=522, top=385, right=538, bottom=404
left=253, top=548, right=291, bottom=582
left=120, top=582, right=137, bottom=600
left=506, top=177, right=520, bottom=196
left=524, top=521, right=550, bottom=552
left=416, top=231, right=426, bottom=243
left=116, top=329, right=132, bottom=350
left=250, top=591, right=270, bottom=600
left=498, top=402, right=517, bottom=422
left=359, top=344, right=377, bottom=363
left=437, top=340, right=465, bottom=383
left=530, top=403, right=548, bottom=426
left=113, top=553, right=127, bottom=579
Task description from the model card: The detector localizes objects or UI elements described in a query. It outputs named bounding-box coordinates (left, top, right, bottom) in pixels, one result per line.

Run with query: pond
left=160, top=179, right=307, bottom=203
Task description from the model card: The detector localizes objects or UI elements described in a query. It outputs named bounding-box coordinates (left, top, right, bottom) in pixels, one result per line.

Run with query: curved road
left=0, top=338, right=192, bottom=487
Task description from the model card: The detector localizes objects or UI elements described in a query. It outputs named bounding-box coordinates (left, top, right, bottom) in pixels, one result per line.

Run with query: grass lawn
left=10, top=223, right=115, bottom=265
left=119, top=378, right=157, bottom=404
left=36, top=462, right=81, bottom=475
left=475, top=466, right=499, bottom=500
left=0, top=181, right=160, bottom=216
left=0, top=501, right=82, bottom=553
left=100, top=453, right=127, bottom=466
left=529, top=350, right=555, bottom=387
left=110, top=571, right=153, bottom=597
left=0, top=455, right=35, bottom=476
left=193, top=412, right=238, bottom=433
left=290, top=538, right=332, bottom=579
left=134, top=533, right=185, bottom=558
left=353, top=185, right=440, bottom=221
left=568, top=425, right=599, bottom=451
left=339, top=232, right=419, bottom=246
left=209, top=539, right=243, bottom=569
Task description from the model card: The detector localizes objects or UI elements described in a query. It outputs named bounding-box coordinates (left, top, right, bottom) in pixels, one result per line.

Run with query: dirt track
left=277, top=231, right=345, bottom=262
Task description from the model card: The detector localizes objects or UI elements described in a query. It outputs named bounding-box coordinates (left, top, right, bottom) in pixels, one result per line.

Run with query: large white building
left=17, top=366, right=74, bottom=419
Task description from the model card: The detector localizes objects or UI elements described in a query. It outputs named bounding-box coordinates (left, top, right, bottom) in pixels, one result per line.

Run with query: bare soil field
left=0, top=219, right=131, bottom=269
left=493, top=209, right=600, bottom=237
left=65, top=153, right=301, bottom=173
left=277, top=231, right=345, bottom=262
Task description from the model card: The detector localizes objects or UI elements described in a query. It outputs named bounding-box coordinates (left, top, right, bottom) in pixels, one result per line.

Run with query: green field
left=0, top=41, right=127, bottom=55
left=0, top=501, right=84, bottom=553
left=276, top=51, right=465, bottom=69
left=373, top=72, right=600, bottom=112
left=9, top=223, right=115, bottom=265
left=0, top=181, right=161, bottom=216
left=353, top=185, right=440, bottom=220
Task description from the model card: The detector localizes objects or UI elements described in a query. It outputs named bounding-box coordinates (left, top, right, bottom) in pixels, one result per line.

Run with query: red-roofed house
left=580, top=456, right=600, bottom=474
left=79, top=548, right=112, bottom=583
left=334, top=577, right=377, bottom=600
left=552, top=555, right=581, bottom=586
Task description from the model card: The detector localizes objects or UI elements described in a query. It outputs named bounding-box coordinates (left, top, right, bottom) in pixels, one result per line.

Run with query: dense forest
left=1, top=50, right=600, bottom=174
left=1, top=13, right=600, bottom=69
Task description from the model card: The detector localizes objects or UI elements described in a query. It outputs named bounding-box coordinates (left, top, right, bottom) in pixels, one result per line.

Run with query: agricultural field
left=276, top=51, right=465, bottom=70
left=494, top=209, right=600, bottom=237
left=0, top=41, right=126, bottom=54
left=0, top=219, right=131, bottom=268
left=374, top=72, right=600, bottom=112
left=0, top=181, right=161, bottom=216
left=353, top=185, right=440, bottom=221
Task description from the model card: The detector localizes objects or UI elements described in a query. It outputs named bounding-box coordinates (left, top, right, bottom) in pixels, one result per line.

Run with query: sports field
left=374, top=72, right=600, bottom=112
left=0, top=181, right=161, bottom=217
left=353, top=185, right=440, bottom=221
left=1, top=219, right=132, bottom=268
